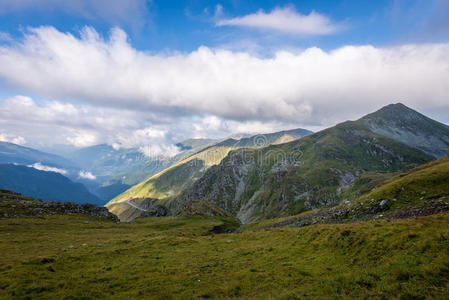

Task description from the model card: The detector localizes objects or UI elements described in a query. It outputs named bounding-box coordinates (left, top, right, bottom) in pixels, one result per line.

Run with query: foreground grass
left=1, top=214, right=449, bottom=299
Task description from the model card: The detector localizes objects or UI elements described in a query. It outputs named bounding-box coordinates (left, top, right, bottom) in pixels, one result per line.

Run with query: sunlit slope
left=259, top=155, right=449, bottom=230
left=106, top=128, right=312, bottom=219
left=354, top=155, right=449, bottom=210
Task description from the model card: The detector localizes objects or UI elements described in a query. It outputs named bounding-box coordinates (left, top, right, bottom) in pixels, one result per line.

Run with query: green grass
left=1, top=213, right=449, bottom=299
left=356, top=156, right=449, bottom=209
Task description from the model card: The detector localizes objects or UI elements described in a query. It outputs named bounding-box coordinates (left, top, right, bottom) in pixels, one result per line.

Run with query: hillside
left=255, top=155, right=449, bottom=229
left=71, top=140, right=221, bottom=201
left=0, top=164, right=103, bottom=206
left=171, top=104, right=447, bottom=223
left=1, top=209, right=449, bottom=298
left=106, top=128, right=312, bottom=221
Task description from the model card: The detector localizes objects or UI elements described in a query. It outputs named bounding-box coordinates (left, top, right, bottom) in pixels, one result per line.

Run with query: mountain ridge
left=106, top=128, right=313, bottom=221
left=174, top=117, right=434, bottom=223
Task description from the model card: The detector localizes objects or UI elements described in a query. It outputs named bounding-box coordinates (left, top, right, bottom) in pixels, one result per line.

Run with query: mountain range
left=106, top=128, right=313, bottom=220
left=1, top=103, right=448, bottom=221
left=0, top=141, right=76, bottom=171
left=0, top=137, right=222, bottom=204
left=106, top=103, right=449, bottom=222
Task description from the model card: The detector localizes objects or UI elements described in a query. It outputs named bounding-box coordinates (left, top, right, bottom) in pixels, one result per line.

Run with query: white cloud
left=79, top=170, right=96, bottom=180
left=216, top=6, right=340, bottom=35
left=28, top=162, right=67, bottom=175
left=0, top=132, right=26, bottom=145
left=66, top=130, right=98, bottom=147
left=117, top=127, right=181, bottom=157
left=0, top=26, right=449, bottom=150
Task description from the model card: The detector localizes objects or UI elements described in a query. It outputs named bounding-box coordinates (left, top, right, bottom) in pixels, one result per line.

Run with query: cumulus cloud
left=66, top=130, right=98, bottom=148
left=216, top=6, right=340, bottom=35
left=28, top=162, right=67, bottom=175
left=0, top=26, right=449, bottom=151
left=0, top=26, right=448, bottom=127
left=79, top=170, right=96, bottom=180
left=0, top=132, right=26, bottom=145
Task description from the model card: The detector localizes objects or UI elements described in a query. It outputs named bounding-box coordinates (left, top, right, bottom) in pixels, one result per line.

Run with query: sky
left=0, top=0, right=449, bottom=156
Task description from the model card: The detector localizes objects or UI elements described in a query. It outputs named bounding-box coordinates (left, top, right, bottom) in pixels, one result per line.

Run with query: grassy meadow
left=1, top=213, right=449, bottom=299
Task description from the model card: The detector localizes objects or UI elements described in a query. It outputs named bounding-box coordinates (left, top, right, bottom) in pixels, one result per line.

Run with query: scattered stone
left=97, top=243, right=102, bottom=247
left=68, top=245, right=74, bottom=249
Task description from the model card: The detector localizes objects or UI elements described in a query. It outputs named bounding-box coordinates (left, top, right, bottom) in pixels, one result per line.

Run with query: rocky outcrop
left=0, top=189, right=119, bottom=222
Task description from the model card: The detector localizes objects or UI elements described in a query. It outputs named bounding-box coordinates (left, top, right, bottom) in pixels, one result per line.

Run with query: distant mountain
left=69, top=140, right=221, bottom=201
left=0, top=164, right=103, bottom=205
left=106, top=128, right=313, bottom=220
left=0, top=141, right=76, bottom=171
left=361, top=103, right=449, bottom=158
left=68, top=144, right=162, bottom=180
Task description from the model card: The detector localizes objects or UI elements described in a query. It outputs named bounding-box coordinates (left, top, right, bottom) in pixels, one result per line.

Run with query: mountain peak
left=363, top=102, right=420, bottom=121
left=360, top=103, right=449, bottom=158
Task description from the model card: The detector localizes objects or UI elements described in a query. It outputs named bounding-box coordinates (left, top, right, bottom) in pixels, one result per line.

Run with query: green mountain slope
left=69, top=140, right=217, bottom=201
left=355, top=155, right=449, bottom=209
left=106, top=128, right=312, bottom=221
left=261, top=155, right=449, bottom=229
left=175, top=115, right=433, bottom=223
left=0, top=164, right=103, bottom=205
left=170, top=104, right=449, bottom=223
